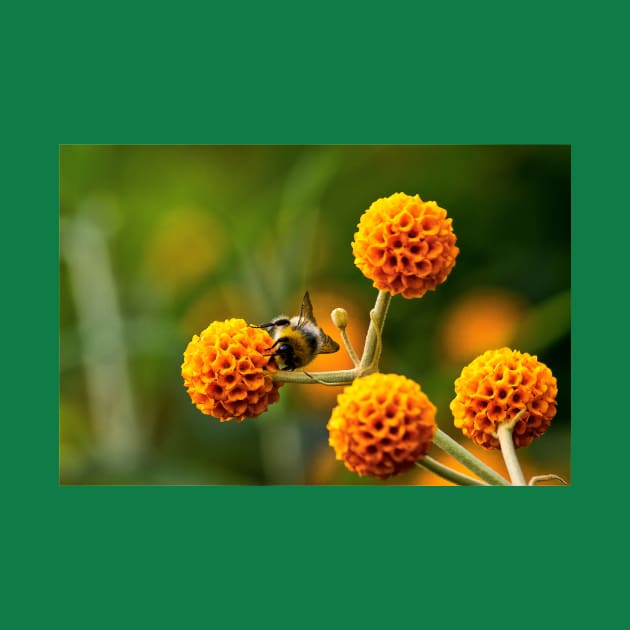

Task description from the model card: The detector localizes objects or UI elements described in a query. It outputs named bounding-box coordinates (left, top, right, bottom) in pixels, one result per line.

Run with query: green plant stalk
left=360, top=290, right=391, bottom=372
left=496, top=420, right=526, bottom=486
left=432, top=429, right=511, bottom=486
left=415, top=457, right=489, bottom=486
left=339, top=326, right=360, bottom=367
left=272, top=368, right=356, bottom=385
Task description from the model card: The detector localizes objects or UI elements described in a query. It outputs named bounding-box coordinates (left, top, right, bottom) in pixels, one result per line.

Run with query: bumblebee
left=254, top=292, right=340, bottom=370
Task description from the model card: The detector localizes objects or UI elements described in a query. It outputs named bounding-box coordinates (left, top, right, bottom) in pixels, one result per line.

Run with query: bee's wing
left=318, top=334, right=340, bottom=354
left=300, top=291, right=339, bottom=354
left=298, top=291, right=317, bottom=326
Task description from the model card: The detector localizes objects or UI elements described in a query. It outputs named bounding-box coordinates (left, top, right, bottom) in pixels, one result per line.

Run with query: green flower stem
left=495, top=411, right=527, bottom=486
left=432, top=429, right=511, bottom=486
left=272, top=368, right=356, bottom=385
left=415, top=457, right=489, bottom=486
left=359, top=290, right=391, bottom=372
left=330, top=308, right=361, bottom=367
left=339, top=326, right=361, bottom=367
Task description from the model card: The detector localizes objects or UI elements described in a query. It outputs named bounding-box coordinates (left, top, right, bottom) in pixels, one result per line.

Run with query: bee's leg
left=264, top=341, right=293, bottom=371
left=264, top=352, right=289, bottom=371
left=262, top=341, right=280, bottom=360
left=268, top=361, right=292, bottom=371
left=263, top=347, right=283, bottom=362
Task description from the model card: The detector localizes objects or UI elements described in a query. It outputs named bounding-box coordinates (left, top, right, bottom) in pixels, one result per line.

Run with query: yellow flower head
left=327, top=373, right=437, bottom=479
left=181, top=318, right=282, bottom=422
left=352, top=192, right=459, bottom=299
left=450, top=347, right=558, bottom=449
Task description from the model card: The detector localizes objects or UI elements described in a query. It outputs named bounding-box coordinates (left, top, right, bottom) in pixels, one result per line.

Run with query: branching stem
left=360, top=290, right=391, bottom=373
left=494, top=410, right=527, bottom=486
left=266, top=290, right=556, bottom=488
left=432, top=429, right=511, bottom=486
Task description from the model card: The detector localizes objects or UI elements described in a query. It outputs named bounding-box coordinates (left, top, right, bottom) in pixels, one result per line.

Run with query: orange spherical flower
left=181, top=318, right=282, bottom=422
left=327, top=373, right=437, bottom=479
left=450, top=347, right=558, bottom=450
left=352, top=192, right=459, bottom=299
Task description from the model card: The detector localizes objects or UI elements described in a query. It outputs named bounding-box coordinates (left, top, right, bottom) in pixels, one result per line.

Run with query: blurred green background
left=59, top=145, right=570, bottom=485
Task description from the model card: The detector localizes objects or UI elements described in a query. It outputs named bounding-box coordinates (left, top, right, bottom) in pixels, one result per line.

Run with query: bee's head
left=275, top=342, right=292, bottom=355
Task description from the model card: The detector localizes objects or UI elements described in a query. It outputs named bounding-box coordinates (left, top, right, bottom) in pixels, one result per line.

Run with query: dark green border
left=6, top=3, right=615, bottom=627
